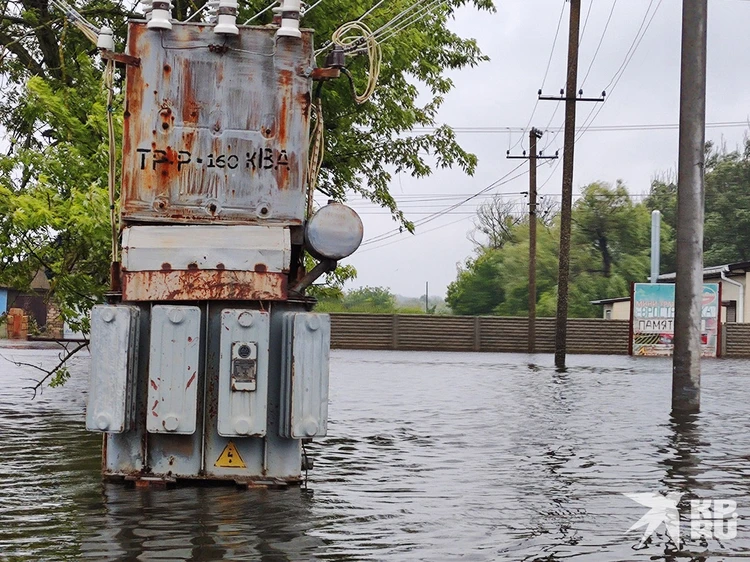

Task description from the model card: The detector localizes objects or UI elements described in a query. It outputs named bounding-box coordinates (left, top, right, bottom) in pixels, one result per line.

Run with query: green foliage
left=645, top=140, right=750, bottom=268
left=445, top=248, right=504, bottom=315
left=0, top=0, right=494, bottom=336
left=48, top=366, right=72, bottom=388
left=303, top=254, right=359, bottom=301
left=316, top=285, right=441, bottom=313
left=447, top=182, right=652, bottom=318
left=0, top=58, right=116, bottom=331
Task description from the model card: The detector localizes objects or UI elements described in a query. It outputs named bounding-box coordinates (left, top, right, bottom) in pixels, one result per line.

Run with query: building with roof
left=591, top=261, right=750, bottom=323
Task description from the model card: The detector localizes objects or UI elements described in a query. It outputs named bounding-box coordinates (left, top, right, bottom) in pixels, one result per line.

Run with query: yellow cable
left=330, top=21, right=381, bottom=104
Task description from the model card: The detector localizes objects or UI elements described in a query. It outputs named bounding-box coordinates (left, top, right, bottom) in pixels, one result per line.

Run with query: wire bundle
left=330, top=22, right=381, bottom=104
left=307, top=99, right=325, bottom=217
left=48, top=0, right=119, bottom=263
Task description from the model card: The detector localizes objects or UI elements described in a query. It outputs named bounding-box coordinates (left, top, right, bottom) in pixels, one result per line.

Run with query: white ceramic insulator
left=214, top=0, right=238, bottom=35
left=276, top=0, right=301, bottom=39
left=97, top=26, right=115, bottom=50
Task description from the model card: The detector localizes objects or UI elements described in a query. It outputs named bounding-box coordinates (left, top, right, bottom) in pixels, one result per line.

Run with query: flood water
left=2, top=343, right=750, bottom=561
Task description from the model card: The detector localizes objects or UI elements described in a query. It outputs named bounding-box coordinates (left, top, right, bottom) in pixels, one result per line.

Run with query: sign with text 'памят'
left=631, top=283, right=720, bottom=357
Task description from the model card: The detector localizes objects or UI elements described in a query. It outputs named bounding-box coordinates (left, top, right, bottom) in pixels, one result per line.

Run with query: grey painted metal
left=217, top=309, right=269, bottom=437
left=650, top=210, right=661, bottom=283
left=147, top=305, right=202, bottom=434
left=120, top=22, right=314, bottom=225
left=203, top=302, right=302, bottom=481
left=122, top=225, right=291, bottom=272
left=673, top=0, right=707, bottom=413
left=103, top=306, right=150, bottom=475
left=280, top=312, right=330, bottom=439
left=304, top=202, right=364, bottom=260
left=87, top=305, right=140, bottom=433
left=202, top=303, right=265, bottom=479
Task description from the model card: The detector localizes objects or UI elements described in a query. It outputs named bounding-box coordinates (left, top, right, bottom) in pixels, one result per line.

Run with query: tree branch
left=2, top=340, right=89, bottom=398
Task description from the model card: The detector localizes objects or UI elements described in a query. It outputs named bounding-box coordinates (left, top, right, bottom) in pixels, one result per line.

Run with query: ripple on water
left=1, top=346, right=750, bottom=560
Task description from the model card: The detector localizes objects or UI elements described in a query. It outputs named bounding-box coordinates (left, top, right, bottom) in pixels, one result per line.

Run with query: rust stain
left=254, top=263, right=267, bottom=273
left=161, top=262, right=172, bottom=271
left=121, top=23, right=312, bottom=224
left=216, top=263, right=225, bottom=270
left=122, top=270, right=288, bottom=301
left=186, top=372, right=197, bottom=389
left=181, top=60, right=199, bottom=125
left=187, top=262, right=199, bottom=270
left=150, top=380, right=158, bottom=390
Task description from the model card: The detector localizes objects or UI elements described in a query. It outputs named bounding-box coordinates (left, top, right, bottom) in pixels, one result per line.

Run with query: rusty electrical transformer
left=86, top=20, right=362, bottom=486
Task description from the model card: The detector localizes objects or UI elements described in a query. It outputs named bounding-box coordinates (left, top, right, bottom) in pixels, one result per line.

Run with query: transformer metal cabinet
left=85, top=20, right=362, bottom=485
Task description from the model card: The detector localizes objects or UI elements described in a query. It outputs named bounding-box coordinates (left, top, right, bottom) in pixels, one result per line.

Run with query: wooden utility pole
left=673, top=0, right=708, bottom=413
left=507, top=129, right=557, bottom=353
left=529, top=129, right=540, bottom=353
left=554, top=0, right=581, bottom=370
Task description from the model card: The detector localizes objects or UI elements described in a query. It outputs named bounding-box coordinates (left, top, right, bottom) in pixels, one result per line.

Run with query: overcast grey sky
left=335, top=0, right=750, bottom=299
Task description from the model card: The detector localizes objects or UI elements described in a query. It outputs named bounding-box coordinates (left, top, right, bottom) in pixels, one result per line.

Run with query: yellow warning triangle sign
left=214, top=441, right=247, bottom=469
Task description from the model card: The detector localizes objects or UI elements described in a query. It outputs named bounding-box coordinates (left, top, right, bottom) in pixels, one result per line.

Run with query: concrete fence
left=331, top=314, right=750, bottom=357
left=724, top=323, right=750, bottom=358
left=330, top=314, right=631, bottom=355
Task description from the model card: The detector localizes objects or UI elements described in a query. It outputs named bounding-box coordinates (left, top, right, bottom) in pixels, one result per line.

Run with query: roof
left=590, top=296, right=631, bottom=306
left=29, top=269, right=50, bottom=291
left=657, top=261, right=750, bottom=281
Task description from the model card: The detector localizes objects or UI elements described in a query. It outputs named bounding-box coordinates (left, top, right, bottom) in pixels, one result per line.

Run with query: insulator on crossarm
left=214, top=0, right=239, bottom=34
left=147, top=0, right=173, bottom=30
left=276, top=0, right=302, bottom=39
left=97, top=26, right=115, bottom=50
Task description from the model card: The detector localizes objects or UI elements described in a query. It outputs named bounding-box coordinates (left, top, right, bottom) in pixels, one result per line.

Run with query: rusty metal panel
left=217, top=309, right=269, bottom=437
left=279, top=312, right=330, bottom=439
left=121, top=225, right=291, bottom=272
left=87, top=305, right=140, bottom=433
left=122, top=270, right=288, bottom=301
left=147, top=305, right=201, bottom=434
left=121, top=22, right=313, bottom=225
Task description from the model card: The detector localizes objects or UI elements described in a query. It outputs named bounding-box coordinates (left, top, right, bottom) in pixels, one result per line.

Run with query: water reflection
left=83, top=485, right=325, bottom=561
left=2, top=346, right=750, bottom=561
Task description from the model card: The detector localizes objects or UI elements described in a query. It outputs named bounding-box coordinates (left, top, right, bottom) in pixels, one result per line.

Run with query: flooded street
left=2, top=343, right=750, bottom=561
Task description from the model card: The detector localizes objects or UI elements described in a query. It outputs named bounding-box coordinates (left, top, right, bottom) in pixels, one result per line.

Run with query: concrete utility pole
left=673, top=0, right=708, bottom=413
left=554, top=0, right=581, bottom=370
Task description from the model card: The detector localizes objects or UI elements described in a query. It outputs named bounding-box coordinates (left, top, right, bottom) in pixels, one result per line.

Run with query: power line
left=580, top=0, right=617, bottom=88
left=578, top=0, right=594, bottom=47
left=576, top=0, right=664, bottom=141
left=361, top=162, right=528, bottom=246
left=508, top=0, right=567, bottom=153
left=534, top=0, right=665, bottom=180
left=356, top=214, right=471, bottom=254
left=410, top=120, right=750, bottom=134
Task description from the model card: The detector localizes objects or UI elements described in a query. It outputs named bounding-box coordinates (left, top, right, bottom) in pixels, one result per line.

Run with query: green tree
left=572, top=181, right=650, bottom=279
left=445, top=248, right=505, bottom=315
left=316, top=285, right=397, bottom=313
left=704, top=140, right=750, bottom=264
left=645, top=140, right=750, bottom=269
left=447, top=182, right=658, bottom=318
left=0, top=0, right=495, bottom=341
